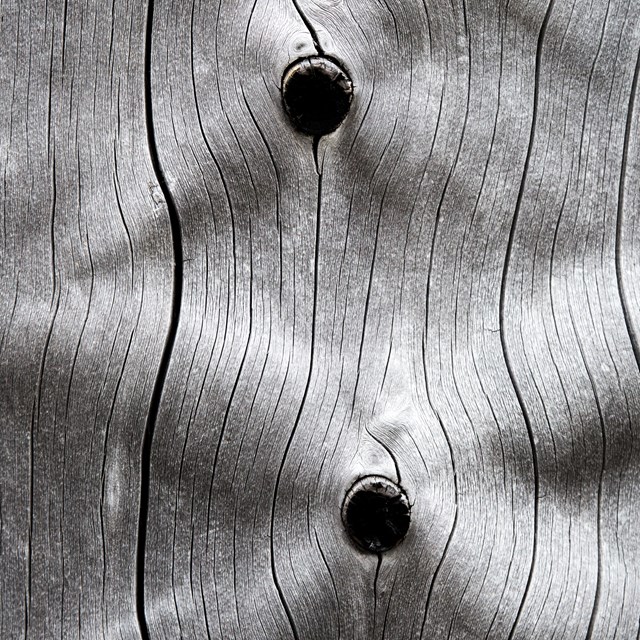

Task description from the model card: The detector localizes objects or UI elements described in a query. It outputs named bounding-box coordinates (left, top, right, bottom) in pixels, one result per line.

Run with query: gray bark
left=1, top=0, right=640, bottom=638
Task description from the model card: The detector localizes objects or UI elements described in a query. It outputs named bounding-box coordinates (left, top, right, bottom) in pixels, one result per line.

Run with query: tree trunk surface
left=2, top=0, right=640, bottom=638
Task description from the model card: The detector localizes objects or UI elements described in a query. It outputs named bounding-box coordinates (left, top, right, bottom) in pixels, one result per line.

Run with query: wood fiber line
left=145, top=0, right=640, bottom=637
left=0, top=0, right=173, bottom=638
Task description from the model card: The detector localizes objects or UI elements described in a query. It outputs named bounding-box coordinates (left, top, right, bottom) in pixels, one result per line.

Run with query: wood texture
left=2, top=0, right=640, bottom=638
left=145, top=0, right=640, bottom=638
left=0, top=1, right=173, bottom=637
left=503, top=4, right=640, bottom=637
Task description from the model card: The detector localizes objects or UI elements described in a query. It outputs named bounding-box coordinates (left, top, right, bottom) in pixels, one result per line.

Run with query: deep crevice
left=269, top=7, right=326, bottom=639
left=312, top=135, right=321, bottom=175
left=616, top=47, right=640, bottom=373
left=502, top=1, right=556, bottom=637
left=269, top=170, right=323, bottom=640
left=136, top=0, right=184, bottom=637
left=291, top=0, right=324, bottom=54
left=373, top=552, right=382, bottom=633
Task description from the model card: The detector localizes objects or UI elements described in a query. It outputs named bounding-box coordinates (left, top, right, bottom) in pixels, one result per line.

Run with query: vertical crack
left=373, top=553, right=382, bottom=630
left=136, top=0, right=184, bottom=637
left=312, top=135, right=321, bottom=176
left=270, top=169, right=322, bottom=640
left=502, top=1, right=556, bottom=637
left=271, top=6, right=328, bottom=638
left=616, top=47, right=640, bottom=371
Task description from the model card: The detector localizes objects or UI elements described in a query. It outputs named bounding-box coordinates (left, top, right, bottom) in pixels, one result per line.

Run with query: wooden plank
left=502, top=2, right=640, bottom=637
left=0, top=1, right=173, bottom=637
left=143, top=1, right=320, bottom=637
left=146, top=0, right=640, bottom=638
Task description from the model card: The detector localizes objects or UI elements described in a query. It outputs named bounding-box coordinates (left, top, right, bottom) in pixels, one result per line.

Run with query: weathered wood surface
left=2, top=0, right=640, bottom=638
left=0, top=1, right=174, bottom=637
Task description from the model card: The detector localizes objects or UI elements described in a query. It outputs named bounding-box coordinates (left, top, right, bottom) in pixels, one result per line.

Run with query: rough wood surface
left=144, top=0, right=640, bottom=638
left=0, top=1, right=173, bottom=637
left=2, top=0, right=640, bottom=638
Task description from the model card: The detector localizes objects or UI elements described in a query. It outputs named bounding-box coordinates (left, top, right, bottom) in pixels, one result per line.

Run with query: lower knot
left=342, top=475, right=411, bottom=553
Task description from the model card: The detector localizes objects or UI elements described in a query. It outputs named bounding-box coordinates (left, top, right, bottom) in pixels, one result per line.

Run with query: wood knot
left=342, top=476, right=410, bottom=553
left=281, top=56, right=352, bottom=136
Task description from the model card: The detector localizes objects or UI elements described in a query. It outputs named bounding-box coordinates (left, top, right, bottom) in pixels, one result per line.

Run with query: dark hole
left=342, top=476, right=411, bottom=553
left=281, top=56, right=353, bottom=136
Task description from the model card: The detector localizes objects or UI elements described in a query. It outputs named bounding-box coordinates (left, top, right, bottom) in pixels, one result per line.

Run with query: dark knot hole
left=281, top=56, right=353, bottom=136
left=342, top=476, right=411, bottom=553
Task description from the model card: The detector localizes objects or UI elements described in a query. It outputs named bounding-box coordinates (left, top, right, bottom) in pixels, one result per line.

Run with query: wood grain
left=502, top=2, right=640, bottom=637
left=2, top=0, right=640, bottom=638
left=145, top=0, right=640, bottom=638
left=0, top=0, right=173, bottom=637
